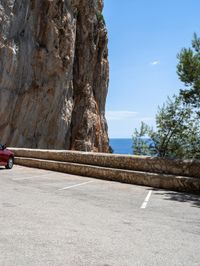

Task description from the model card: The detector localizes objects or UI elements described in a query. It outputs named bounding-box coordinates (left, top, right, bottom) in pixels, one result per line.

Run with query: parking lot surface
left=0, top=165, right=200, bottom=266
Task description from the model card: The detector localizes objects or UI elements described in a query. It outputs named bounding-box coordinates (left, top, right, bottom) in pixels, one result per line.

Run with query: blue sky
left=103, top=0, right=200, bottom=138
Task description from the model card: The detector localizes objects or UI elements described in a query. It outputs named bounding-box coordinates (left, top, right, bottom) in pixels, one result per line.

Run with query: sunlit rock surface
left=0, top=0, right=109, bottom=152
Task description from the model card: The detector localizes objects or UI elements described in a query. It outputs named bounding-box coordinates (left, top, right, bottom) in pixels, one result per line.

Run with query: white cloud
left=106, top=111, right=154, bottom=122
left=150, top=60, right=160, bottom=66
left=106, top=111, right=138, bottom=121
left=106, top=111, right=156, bottom=138
left=134, top=116, right=154, bottom=121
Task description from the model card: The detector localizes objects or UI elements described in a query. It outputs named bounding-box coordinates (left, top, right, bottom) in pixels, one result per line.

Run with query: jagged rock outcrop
left=0, top=0, right=109, bottom=152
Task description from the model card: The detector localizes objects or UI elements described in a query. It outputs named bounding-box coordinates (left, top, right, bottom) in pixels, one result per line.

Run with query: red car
left=0, top=144, right=14, bottom=169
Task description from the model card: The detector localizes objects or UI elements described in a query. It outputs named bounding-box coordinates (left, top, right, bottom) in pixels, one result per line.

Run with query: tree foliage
left=133, top=34, right=200, bottom=159
left=132, top=122, right=155, bottom=156
left=177, top=33, right=200, bottom=106
left=132, top=95, right=200, bottom=159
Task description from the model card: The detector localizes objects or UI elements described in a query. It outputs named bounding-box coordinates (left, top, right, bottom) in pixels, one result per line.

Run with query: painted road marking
left=12, top=173, right=55, bottom=181
left=141, top=190, right=152, bottom=209
left=15, top=165, right=26, bottom=168
left=58, top=181, right=94, bottom=191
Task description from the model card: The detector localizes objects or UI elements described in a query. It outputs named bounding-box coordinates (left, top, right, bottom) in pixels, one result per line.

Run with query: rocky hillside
left=0, top=0, right=109, bottom=152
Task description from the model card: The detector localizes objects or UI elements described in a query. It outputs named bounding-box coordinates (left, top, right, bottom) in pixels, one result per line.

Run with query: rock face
left=0, top=0, right=109, bottom=152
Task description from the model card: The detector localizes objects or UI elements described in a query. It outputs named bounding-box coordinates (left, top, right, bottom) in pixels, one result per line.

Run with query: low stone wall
left=11, top=148, right=200, bottom=178
left=15, top=157, right=200, bottom=194
left=10, top=148, right=200, bottom=193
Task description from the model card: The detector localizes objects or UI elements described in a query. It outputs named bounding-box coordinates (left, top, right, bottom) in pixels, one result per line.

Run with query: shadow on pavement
left=152, top=188, right=200, bottom=208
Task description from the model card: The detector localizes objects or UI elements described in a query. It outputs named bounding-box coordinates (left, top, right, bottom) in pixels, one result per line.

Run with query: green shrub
left=96, top=10, right=105, bottom=25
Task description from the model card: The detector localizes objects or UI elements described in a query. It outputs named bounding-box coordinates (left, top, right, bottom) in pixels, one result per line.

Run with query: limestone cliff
left=0, top=0, right=109, bottom=152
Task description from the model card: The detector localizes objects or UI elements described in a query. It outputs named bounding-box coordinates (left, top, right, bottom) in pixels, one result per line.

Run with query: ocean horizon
left=109, top=138, right=133, bottom=155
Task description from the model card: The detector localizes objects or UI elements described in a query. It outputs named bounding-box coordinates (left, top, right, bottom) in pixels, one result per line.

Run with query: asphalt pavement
left=0, top=165, right=200, bottom=266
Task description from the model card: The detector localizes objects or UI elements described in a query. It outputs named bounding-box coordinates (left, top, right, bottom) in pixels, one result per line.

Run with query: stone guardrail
left=11, top=148, right=200, bottom=178
left=10, top=148, right=200, bottom=194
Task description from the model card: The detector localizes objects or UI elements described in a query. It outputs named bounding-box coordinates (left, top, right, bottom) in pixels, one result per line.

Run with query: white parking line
left=12, top=173, right=55, bottom=181
left=141, top=190, right=152, bottom=209
left=58, top=181, right=94, bottom=191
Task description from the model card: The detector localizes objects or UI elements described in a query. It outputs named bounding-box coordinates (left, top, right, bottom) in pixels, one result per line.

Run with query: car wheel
left=6, top=157, right=14, bottom=169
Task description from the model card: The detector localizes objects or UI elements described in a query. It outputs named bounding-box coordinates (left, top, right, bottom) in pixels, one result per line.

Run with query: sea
left=109, top=138, right=133, bottom=155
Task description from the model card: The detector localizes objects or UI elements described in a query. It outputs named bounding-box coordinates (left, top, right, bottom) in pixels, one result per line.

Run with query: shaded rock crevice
left=0, top=0, right=109, bottom=152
